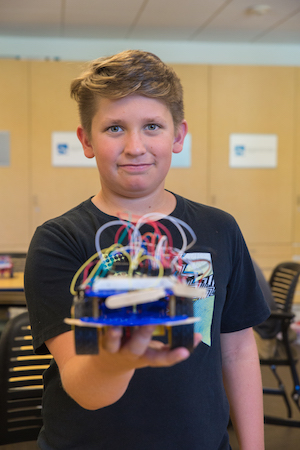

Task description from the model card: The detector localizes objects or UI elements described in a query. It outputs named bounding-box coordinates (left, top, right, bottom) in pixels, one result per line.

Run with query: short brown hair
left=70, top=50, right=184, bottom=137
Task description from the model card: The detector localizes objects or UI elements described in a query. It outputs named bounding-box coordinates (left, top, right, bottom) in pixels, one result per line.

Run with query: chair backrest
left=0, top=311, right=53, bottom=445
left=269, top=262, right=300, bottom=313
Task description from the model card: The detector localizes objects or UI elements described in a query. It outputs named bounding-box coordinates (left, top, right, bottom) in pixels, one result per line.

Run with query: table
left=0, top=272, right=26, bottom=305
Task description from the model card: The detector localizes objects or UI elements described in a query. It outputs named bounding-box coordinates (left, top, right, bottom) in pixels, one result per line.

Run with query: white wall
left=1, top=36, right=300, bottom=65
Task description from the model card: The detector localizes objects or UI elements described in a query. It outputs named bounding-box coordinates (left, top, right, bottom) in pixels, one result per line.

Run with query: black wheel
left=73, top=294, right=99, bottom=355
left=74, top=325, right=99, bottom=355
left=169, top=297, right=194, bottom=353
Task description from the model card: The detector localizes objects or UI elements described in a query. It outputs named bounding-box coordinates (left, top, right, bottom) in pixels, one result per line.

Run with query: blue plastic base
left=80, top=314, right=189, bottom=327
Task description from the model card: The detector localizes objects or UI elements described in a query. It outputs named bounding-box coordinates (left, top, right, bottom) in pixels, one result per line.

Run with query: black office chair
left=259, top=262, right=300, bottom=427
left=0, top=311, right=53, bottom=444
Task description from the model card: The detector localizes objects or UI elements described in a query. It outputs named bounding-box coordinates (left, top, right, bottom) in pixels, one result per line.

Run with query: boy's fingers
left=142, top=346, right=190, bottom=367
left=194, top=332, right=202, bottom=347
left=100, top=326, right=123, bottom=353
left=139, top=332, right=202, bottom=367
left=121, top=325, right=156, bottom=357
left=100, top=327, right=202, bottom=369
left=140, top=333, right=202, bottom=368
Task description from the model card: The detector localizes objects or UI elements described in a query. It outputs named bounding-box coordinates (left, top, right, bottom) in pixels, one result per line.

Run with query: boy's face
left=77, top=94, right=187, bottom=201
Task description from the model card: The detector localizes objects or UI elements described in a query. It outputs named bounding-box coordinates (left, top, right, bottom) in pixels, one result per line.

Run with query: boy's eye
left=146, top=124, right=159, bottom=131
left=108, top=125, right=122, bottom=133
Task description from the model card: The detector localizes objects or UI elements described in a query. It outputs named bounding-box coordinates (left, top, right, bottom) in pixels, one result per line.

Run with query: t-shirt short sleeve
left=219, top=219, right=270, bottom=333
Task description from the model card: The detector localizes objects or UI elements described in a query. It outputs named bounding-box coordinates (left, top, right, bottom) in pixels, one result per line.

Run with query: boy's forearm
left=46, top=329, right=137, bottom=410
left=221, top=329, right=265, bottom=450
left=60, top=354, right=135, bottom=410
left=223, top=356, right=264, bottom=449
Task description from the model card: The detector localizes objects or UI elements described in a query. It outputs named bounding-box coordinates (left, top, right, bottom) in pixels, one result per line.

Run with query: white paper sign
left=52, top=132, right=96, bottom=167
left=229, top=134, right=277, bottom=168
left=0, top=131, right=10, bottom=166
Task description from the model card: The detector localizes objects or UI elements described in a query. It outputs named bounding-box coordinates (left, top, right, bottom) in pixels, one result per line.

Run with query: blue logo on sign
left=234, top=145, right=245, bottom=156
left=57, top=143, right=68, bottom=154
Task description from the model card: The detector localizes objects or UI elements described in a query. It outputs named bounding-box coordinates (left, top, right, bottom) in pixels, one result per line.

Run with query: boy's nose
left=124, top=132, right=146, bottom=156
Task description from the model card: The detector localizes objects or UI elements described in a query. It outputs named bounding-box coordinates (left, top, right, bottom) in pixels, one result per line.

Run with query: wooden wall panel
left=209, top=66, right=295, bottom=253
left=165, top=64, right=209, bottom=204
left=29, top=61, right=100, bottom=235
left=294, top=68, right=300, bottom=252
left=294, top=68, right=300, bottom=304
left=0, top=60, right=30, bottom=252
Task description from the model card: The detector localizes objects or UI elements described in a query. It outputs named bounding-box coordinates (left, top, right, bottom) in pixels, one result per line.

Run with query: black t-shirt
left=24, top=193, right=270, bottom=450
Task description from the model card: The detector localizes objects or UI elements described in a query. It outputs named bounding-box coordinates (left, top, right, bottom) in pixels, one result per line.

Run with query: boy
left=25, top=50, right=270, bottom=449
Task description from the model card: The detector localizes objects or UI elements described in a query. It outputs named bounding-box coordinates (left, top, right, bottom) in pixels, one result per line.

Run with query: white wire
left=94, top=219, right=138, bottom=260
left=94, top=213, right=197, bottom=277
left=154, top=235, right=168, bottom=266
left=134, top=212, right=197, bottom=260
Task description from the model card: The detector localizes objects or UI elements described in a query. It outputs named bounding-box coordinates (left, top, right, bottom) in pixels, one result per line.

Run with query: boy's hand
left=99, top=325, right=202, bottom=371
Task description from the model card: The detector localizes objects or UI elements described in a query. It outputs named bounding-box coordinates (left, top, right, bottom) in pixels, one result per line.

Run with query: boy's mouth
left=118, top=163, right=153, bottom=172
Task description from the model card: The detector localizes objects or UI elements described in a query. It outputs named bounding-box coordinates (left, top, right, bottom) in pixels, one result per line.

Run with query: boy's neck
left=92, top=189, right=176, bottom=219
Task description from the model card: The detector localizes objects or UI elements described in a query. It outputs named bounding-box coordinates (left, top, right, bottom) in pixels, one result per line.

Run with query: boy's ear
left=77, top=126, right=95, bottom=159
left=172, top=120, right=188, bottom=154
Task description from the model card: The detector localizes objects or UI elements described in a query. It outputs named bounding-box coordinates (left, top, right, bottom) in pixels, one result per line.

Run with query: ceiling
left=0, top=0, right=300, bottom=45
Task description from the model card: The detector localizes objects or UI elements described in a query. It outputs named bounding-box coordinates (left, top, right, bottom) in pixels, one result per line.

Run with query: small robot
left=0, top=256, right=13, bottom=278
left=65, top=213, right=207, bottom=354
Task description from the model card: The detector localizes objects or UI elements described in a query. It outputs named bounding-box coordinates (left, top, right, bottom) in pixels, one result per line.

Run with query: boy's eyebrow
left=144, top=116, right=166, bottom=123
left=103, top=118, right=123, bottom=125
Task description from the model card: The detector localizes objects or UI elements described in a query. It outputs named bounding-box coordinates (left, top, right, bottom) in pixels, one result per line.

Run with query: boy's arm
left=221, top=327, right=265, bottom=450
left=46, top=327, right=199, bottom=410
